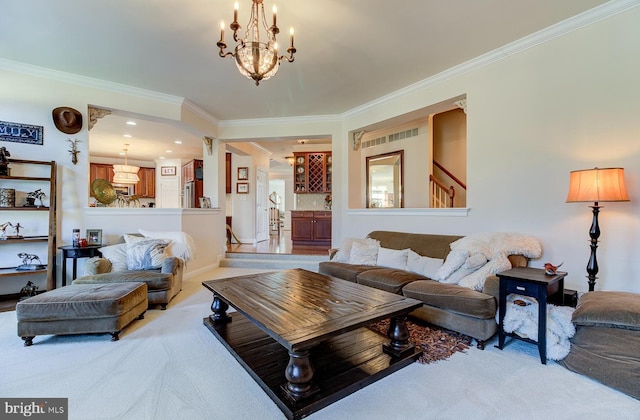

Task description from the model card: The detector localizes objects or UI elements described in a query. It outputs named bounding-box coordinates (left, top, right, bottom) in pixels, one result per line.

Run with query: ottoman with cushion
left=559, top=291, right=640, bottom=400
left=16, top=282, right=148, bottom=346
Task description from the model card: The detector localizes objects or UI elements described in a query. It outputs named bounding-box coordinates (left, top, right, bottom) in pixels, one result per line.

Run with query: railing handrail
left=429, top=174, right=455, bottom=208
left=433, top=160, right=466, bottom=190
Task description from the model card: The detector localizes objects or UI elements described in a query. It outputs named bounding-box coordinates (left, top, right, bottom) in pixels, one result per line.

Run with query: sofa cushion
left=318, top=261, right=375, bottom=283
left=402, top=280, right=497, bottom=319
left=73, top=270, right=173, bottom=292
left=356, top=269, right=427, bottom=294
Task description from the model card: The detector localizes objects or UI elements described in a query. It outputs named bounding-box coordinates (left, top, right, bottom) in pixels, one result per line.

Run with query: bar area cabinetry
left=291, top=211, right=331, bottom=246
left=293, top=152, right=332, bottom=194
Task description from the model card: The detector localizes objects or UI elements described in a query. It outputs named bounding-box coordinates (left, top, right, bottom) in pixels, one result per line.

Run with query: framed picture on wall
left=237, top=167, right=248, bottom=180
left=237, top=182, right=249, bottom=194
left=161, top=166, right=176, bottom=176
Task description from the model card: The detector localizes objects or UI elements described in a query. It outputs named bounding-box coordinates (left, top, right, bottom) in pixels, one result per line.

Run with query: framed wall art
left=237, top=182, right=249, bottom=194
left=237, top=167, right=248, bottom=180
left=161, top=166, right=176, bottom=176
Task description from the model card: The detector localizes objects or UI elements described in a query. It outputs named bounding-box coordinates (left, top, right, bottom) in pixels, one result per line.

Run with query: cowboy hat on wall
left=52, top=107, right=83, bottom=134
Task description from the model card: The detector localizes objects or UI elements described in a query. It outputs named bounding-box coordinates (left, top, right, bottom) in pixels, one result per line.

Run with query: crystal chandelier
left=217, top=0, right=296, bottom=86
left=112, top=144, right=140, bottom=185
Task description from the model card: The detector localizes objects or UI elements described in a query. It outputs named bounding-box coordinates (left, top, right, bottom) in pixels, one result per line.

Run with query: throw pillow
left=377, top=247, right=409, bottom=270
left=406, top=250, right=443, bottom=279
left=349, top=240, right=379, bottom=265
left=98, top=243, right=128, bottom=272
left=126, top=239, right=170, bottom=270
left=138, top=229, right=197, bottom=262
left=435, top=250, right=468, bottom=281
left=332, top=238, right=379, bottom=263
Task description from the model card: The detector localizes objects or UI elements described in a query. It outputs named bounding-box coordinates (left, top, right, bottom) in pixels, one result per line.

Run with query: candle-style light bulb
left=233, top=2, right=239, bottom=22
left=272, top=5, right=277, bottom=27
left=289, top=27, right=294, bottom=48
left=219, top=21, right=225, bottom=43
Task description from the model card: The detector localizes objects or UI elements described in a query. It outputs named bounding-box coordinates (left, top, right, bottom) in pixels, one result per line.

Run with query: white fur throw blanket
left=499, top=294, right=576, bottom=361
left=437, top=232, right=543, bottom=291
left=450, top=232, right=542, bottom=259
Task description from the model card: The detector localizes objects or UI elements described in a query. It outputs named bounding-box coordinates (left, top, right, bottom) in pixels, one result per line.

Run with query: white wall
left=336, top=7, right=640, bottom=293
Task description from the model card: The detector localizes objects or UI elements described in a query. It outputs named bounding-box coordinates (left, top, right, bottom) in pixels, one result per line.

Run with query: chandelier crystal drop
left=217, top=1, right=296, bottom=86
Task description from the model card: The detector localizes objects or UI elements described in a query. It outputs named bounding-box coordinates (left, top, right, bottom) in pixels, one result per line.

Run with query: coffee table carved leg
left=383, top=315, right=415, bottom=358
left=210, top=293, right=231, bottom=324
left=283, top=350, right=315, bottom=400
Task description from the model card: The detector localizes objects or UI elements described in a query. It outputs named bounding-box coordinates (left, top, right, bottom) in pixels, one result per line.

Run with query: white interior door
left=256, top=169, right=269, bottom=242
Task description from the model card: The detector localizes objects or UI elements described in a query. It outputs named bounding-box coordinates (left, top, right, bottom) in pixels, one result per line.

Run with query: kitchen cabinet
left=89, top=163, right=114, bottom=197
left=182, top=159, right=203, bottom=207
left=0, top=159, right=57, bottom=311
left=293, top=152, right=332, bottom=193
left=291, top=211, right=331, bottom=246
left=135, top=167, right=155, bottom=198
left=90, top=163, right=154, bottom=199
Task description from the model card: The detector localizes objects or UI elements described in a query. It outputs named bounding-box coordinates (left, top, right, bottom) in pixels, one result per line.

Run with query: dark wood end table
left=496, top=267, right=566, bottom=364
left=58, top=245, right=103, bottom=286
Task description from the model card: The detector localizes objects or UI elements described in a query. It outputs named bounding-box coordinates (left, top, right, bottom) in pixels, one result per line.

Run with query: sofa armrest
left=84, top=257, right=112, bottom=275
left=482, top=275, right=500, bottom=300
left=161, top=257, right=183, bottom=276
left=328, top=248, right=339, bottom=260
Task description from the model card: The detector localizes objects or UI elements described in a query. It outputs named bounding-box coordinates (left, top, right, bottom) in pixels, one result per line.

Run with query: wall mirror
left=366, top=150, right=404, bottom=208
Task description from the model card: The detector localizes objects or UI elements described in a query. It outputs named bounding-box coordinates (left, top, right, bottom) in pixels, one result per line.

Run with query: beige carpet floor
left=1, top=267, right=638, bottom=420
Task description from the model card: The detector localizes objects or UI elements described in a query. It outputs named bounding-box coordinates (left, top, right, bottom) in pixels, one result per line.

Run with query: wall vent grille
left=389, top=128, right=419, bottom=142
left=362, top=136, right=387, bottom=149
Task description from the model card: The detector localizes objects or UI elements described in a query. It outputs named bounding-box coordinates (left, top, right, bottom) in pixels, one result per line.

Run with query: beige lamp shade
left=112, top=164, right=140, bottom=184
left=566, top=167, right=629, bottom=203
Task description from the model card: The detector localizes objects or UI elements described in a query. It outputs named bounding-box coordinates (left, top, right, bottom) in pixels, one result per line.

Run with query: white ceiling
left=1, top=0, right=610, bottom=163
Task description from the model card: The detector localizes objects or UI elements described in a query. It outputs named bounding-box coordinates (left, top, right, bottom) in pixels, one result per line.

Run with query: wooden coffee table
left=202, top=268, right=423, bottom=420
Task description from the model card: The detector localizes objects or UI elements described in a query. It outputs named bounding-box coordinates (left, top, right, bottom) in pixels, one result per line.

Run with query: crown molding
left=341, top=0, right=640, bottom=120
left=0, top=58, right=183, bottom=105
left=182, top=99, right=219, bottom=126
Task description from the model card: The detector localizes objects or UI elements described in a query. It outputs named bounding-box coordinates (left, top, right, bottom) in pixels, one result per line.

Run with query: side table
left=58, top=245, right=103, bottom=286
left=496, top=267, right=566, bottom=364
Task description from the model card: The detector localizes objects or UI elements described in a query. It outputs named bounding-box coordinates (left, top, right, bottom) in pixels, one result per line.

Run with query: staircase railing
left=429, top=174, right=455, bottom=208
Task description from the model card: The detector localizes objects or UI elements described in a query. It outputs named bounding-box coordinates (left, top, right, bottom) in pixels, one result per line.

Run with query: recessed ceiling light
left=165, top=150, right=173, bottom=153
left=174, top=140, right=182, bottom=144
left=123, top=134, right=132, bottom=138
left=126, top=121, right=137, bottom=126
left=119, top=151, right=125, bottom=156
left=159, top=156, right=166, bottom=160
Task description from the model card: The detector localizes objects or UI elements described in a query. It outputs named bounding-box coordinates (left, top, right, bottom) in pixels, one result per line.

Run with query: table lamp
left=566, top=167, right=629, bottom=291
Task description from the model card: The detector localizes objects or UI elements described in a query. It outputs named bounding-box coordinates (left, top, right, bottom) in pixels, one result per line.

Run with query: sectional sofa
left=319, top=230, right=531, bottom=349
